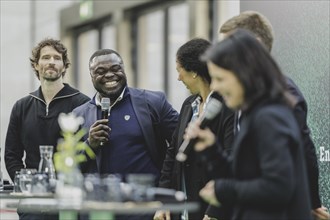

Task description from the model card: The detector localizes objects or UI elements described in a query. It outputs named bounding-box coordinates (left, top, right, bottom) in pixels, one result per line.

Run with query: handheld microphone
left=100, top=97, right=110, bottom=146
left=101, top=97, right=110, bottom=119
left=176, top=97, right=223, bottom=162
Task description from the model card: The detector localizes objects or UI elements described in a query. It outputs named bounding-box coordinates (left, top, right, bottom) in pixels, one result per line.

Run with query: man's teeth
left=106, top=81, right=117, bottom=86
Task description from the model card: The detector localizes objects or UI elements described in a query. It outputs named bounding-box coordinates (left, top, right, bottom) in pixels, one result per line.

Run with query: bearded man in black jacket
left=5, top=38, right=90, bottom=220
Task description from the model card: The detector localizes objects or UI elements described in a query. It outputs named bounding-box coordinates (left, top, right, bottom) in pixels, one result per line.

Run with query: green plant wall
left=241, top=0, right=330, bottom=209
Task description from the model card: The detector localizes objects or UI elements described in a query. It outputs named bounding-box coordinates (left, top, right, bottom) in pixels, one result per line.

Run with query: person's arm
left=152, top=93, right=179, bottom=220
left=204, top=105, right=234, bottom=220
left=184, top=119, right=232, bottom=220
left=73, top=104, right=108, bottom=173
left=158, top=93, right=179, bottom=143
left=5, top=102, right=25, bottom=181
left=287, top=77, right=322, bottom=209
left=294, top=104, right=330, bottom=219
left=219, top=103, right=235, bottom=153
left=77, top=119, right=109, bottom=173
left=154, top=148, right=174, bottom=220
left=185, top=118, right=231, bottom=179
left=152, top=92, right=179, bottom=172
left=206, top=103, right=234, bottom=178
left=158, top=127, right=177, bottom=188
left=293, top=102, right=321, bottom=209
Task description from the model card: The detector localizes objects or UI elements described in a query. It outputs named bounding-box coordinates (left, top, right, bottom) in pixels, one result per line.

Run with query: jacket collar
left=94, top=87, right=126, bottom=108
left=29, top=83, right=80, bottom=101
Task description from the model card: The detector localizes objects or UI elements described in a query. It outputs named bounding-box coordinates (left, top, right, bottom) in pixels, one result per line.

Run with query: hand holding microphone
left=176, top=97, right=222, bottom=162
left=184, top=120, right=217, bottom=152
left=100, top=98, right=110, bottom=146
left=88, top=97, right=111, bottom=148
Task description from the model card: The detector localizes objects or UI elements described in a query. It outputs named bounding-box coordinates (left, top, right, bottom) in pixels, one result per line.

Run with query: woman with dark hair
left=155, top=38, right=234, bottom=220
left=184, top=29, right=312, bottom=220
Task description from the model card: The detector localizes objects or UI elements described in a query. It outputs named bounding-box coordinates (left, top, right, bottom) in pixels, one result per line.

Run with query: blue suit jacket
left=73, top=87, right=179, bottom=173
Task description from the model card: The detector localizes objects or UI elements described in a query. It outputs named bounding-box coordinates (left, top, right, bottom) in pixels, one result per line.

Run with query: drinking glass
left=84, top=173, right=102, bottom=201
left=126, top=174, right=155, bottom=201
left=103, top=174, right=122, bottom=202
left=19, top=168, right=37, bottom=194
left=31, top=173, right=49, bottom=194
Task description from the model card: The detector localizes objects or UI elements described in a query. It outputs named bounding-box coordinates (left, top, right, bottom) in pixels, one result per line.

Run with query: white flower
left=64, top=156, right=75, bottom=167
left=58, top=112, right=84, bottom=133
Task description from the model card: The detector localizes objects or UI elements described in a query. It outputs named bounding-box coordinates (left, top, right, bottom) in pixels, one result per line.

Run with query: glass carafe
left=38, top=145, right=56, bottom=189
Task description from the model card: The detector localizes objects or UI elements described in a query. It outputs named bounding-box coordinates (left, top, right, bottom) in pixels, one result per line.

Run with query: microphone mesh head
left=203, top=98, right=223, bottom=120
left=101, top=97, right=110, bottom=111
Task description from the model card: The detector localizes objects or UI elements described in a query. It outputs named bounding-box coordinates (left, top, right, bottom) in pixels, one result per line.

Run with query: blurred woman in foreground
left=185, top=29, right=312, bottom=220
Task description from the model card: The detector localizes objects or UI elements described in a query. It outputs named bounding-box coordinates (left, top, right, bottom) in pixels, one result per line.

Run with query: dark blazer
left=159, top=94, right=234, bottom=219
left=209, top=100, right=312, bottom=220
left=73, top=87, right=179, bottom=173
left=286, top=76, right=321, bottom=208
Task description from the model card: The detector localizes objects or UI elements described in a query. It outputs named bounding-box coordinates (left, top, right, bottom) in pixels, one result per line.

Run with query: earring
left=193, top=74, right=197, bottom=79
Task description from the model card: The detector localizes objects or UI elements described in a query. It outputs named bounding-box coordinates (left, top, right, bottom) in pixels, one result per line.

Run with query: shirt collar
left=192, top=91, right=215, bottom=112
left=205, top=91, right=214, bottom=108
left=95, top=87, right=126, bottom=108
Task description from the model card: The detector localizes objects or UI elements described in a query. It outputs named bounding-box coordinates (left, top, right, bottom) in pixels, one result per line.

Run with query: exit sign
left=80, top=0, right=93, bottom=20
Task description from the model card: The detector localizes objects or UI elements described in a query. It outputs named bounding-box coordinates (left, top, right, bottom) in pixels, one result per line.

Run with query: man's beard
left=43, top=73, right=63, bottom=82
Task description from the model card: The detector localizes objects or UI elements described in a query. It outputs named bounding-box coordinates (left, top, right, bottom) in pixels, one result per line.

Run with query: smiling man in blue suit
left=73, top=49, right=178, bottom=219
left=74, top=48, right=178, bottom=177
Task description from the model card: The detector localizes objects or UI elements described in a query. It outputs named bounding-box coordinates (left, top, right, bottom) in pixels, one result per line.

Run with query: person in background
left=5, top=38, right=90, bottom=220
left=73, top=48, right=179, bottom=220
left=218, top=11, right=329, bottom=220
left=186, top=29, right=313, bottom=220
left=154, top=38, right=234, bottom=220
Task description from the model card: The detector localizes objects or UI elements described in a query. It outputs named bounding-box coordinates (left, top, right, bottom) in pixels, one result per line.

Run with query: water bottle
left=38, top=145, right=56, bottom=191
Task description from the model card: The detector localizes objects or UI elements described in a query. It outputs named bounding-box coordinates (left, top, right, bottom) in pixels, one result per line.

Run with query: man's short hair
left=89, top=49, right=123, bottom=69
left=219, top=11, right=274, bottom=52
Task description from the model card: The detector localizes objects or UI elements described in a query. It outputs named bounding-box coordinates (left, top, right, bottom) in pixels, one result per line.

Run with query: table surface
left=1, top=191, right=199, bottom=215
left=17, top=198, right=199, bottom=214
left=0, top=191, right=53, bottom=199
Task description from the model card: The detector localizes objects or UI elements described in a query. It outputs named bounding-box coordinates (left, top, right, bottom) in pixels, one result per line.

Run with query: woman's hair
left=203, top=29, right=294, bottom=110
left=176, top=38, right=212, bottom=84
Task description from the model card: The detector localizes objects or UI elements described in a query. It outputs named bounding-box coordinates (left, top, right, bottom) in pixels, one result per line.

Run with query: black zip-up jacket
left=5, top=83, right=90, bottom=181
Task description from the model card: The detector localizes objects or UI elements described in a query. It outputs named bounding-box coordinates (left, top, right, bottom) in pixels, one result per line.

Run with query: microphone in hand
left=100, top=97, right=110, bottom=146
left=176, top=97, right=223, bottom=162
